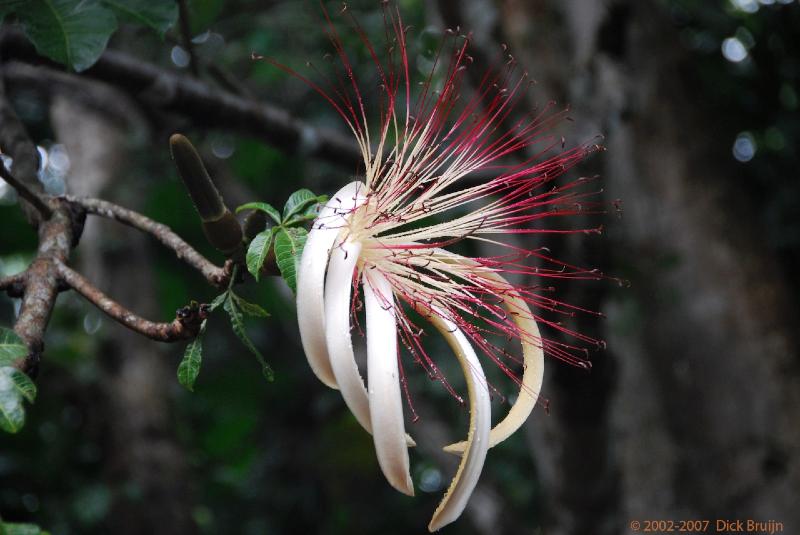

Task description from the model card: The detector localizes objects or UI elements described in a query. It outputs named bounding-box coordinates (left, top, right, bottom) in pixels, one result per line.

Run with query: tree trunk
left=50, top=90, right=195, bottom=535
left=489, top=0, right=800, bottom=532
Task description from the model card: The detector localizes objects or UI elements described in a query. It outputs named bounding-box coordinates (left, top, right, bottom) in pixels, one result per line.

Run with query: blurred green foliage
left=0, top=0, right=177, bottom=71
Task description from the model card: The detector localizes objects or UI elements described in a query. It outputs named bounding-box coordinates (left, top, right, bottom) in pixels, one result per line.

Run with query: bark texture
left=487, top=0, right=800, bottom=533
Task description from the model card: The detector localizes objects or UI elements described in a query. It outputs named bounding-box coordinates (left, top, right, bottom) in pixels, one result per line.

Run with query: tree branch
left=176, top=0, right=199, bottom=77
left=63, top=195, right=234, bottom=287
left=0, top=271, right=25, bottom=297
left=0, top=159, right=52, bottom=218
left=2, top=67, right=84, bottom=374
left=0, top=61, right=48, bottom=224
left=3, top=61, right=149, bottom=134
left=0, top=30, right=363, bottom=169
left=55, top=260, right=203, bottom=343
left=13, top=205, right=75, bottom=374
left=0, top=32, right=521, bottom=186
left=0, top=39, right=295, bottom=375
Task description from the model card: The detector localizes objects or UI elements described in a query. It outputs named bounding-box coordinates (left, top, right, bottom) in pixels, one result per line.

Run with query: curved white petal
left=324, top=238, right=373, bottom=433
left=414, top=304, right=491, bottom=532
left=364, top=271, right=414, bottom=496
left=322, top=233, right=417, bottom=448
left=433, top=252, right=544, bottom=456
left=297, top=181, right=366, bottom=389
left=442, top=274, right=543, bottom=454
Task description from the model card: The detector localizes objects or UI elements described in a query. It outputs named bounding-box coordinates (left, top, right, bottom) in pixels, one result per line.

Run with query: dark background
left=1, top=0, right=798, bottom=534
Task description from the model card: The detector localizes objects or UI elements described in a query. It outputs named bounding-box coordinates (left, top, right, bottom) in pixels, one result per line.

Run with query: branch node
left=0, top=160, right=53, bottom=219
left=1, top=272, right=27, bottom=297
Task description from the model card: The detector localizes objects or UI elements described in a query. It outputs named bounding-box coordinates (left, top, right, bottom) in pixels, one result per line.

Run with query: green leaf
left=223, top=296, right=274, bottom=381
left=231, top=293, right=269, bottom=318
left=0, top=362, right=36, bottom=433
left=245, top=228, right=275, bottom=282
left=10, top=367, right=36, bottom=403
left=209, top=291, right=228, bottom=311
left=282, top=215, right=308, bottom=227
left=177, top=323, right=205, bottom=392
left=1, top=522, right=45, bottom=535
left=0, top=327, right=27, bottom=366
left=236, top=202, right=281, bottom=225
left=303, top=197, right=327, bottom=217
left=17, top=0, right=118, bottom=72
left=100, top=0, right=177, bottom=37
left=274, top=226, right=308, bottom=294
left=283, top=198, right=328, bottom=227
left=282, top=189, right=325, bottom=222
left=0, top=366, right=28, bottom=433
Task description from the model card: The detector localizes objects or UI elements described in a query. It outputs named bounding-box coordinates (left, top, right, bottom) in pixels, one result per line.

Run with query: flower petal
left=364, top=270, right=414, bottom=496
left=297, top=181, right=366, bottom=389
left=433, top=254, right=544, bottom=456
left=413, top=304, right=491, bottom=532
left=321, top=222, right=417, bottom=448
left=324, top=237, right=373, bottom=433
left=442, top=275, right=543, bottom=455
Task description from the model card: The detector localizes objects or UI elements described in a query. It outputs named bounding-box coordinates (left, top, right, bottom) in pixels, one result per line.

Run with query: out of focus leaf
left=0, top=522, right=47, bottom=535
left=101, top=0, right=177, bottom=37
left=0, top=366, right=28, bottom=433
left=16, top=0, right=118, bottom=71
left=274, top=226, right=308, bottom=293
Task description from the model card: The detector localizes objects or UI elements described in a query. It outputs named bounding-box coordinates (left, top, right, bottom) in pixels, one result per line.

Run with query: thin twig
left=56, top=260, right=202, bottom=343
left=0, top=160, right=52, bottom=218
left=64, top=195, right=232, bottom=287
left=176, top=0, right=200, bottom=77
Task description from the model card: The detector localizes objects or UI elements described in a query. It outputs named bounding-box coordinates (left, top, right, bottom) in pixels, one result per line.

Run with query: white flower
left=298, top=179, right=551, bottom=530
left=281, top=3, right=603, bottom=531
